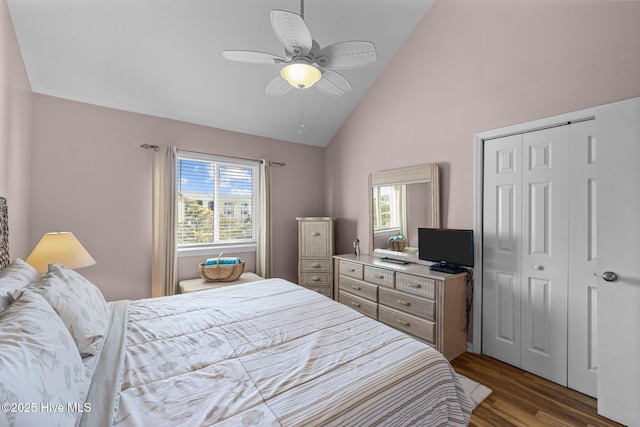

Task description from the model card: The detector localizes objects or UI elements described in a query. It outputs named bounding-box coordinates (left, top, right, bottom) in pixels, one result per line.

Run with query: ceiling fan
left=222, top=4, right=376, bottom=97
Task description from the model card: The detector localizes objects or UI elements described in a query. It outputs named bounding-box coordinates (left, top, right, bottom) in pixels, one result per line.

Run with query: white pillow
left=0, top=258, right=41, bottom=313
left=28, top=263, right=108, bottom=357
left=0, top=289, right=91, bottom=427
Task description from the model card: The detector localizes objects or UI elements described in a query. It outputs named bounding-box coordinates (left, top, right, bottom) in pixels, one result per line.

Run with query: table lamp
left=26, top=231, right=96, bottom=274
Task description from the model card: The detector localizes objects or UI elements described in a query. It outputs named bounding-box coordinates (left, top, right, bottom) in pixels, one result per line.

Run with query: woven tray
left=199, top=261, right=245, bottom=282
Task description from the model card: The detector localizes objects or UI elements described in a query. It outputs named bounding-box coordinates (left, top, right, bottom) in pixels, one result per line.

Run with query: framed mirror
left=368, top=164, right=440, bottom=261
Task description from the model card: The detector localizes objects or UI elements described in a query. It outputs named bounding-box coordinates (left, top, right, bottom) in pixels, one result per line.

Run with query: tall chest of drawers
left=296, top=217, right=335, bottom=298
left=334, top=253, right=468, bottom=361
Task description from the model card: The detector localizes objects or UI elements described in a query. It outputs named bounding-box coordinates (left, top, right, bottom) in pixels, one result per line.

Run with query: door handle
left=602, top=271, right=618, bottom=282
left=533, top=265, right=544, bottom=271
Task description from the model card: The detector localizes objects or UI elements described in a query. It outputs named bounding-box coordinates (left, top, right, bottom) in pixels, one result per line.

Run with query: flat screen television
left=418, top=228, right=474, bottom=273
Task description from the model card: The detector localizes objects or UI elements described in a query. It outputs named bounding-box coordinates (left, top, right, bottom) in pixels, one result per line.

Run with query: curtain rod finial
left=141, top=144, right=160, bottom=151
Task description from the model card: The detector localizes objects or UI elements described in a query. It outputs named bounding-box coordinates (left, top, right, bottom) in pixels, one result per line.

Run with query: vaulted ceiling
left=7, top=0, right=435, bottom=147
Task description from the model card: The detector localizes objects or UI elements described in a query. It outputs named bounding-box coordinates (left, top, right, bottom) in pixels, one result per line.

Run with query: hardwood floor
left=450, top=352, right=625, bottom=427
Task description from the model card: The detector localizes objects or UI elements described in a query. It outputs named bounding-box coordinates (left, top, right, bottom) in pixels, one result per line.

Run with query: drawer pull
left=311, top=276, right=320, bottom=281
left=408, top=282, right=422, bottom=289
left=347, top=268, right=355, bottom=272
left=375, top=274, right=384, bottom=279
left=311, top=263, right=321, bottom=268
left=397, top=299, right=411, bottom=306
left=312, top=232, right=321, bottom=236
left=351, top=302, right=361, bottom=308
left=351, top=285, right=361, bottom=291
left=397, top=319, right=411, bottom=327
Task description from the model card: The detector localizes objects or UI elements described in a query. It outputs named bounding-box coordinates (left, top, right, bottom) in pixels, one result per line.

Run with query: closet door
left=483, top=126, right=570, bottom=386
left=482, top=134, right=523, bottom=367
left=567, top=120, right=598, bottom=397
left=520, top=125, right=569, bottom=386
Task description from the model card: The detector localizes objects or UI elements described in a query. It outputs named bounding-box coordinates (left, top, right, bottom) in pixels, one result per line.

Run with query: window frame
left=176, top=151, right=259, bottom=258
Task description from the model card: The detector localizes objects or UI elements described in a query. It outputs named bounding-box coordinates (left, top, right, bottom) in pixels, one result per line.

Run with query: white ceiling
left=7, top=0, right=434, bottom=147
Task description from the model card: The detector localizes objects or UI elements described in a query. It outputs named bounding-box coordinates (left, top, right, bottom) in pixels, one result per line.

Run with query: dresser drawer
left=364, top=266, right=394, bottom=288
left=339, top=291, right=378, bottom=320
left=379, top=287, right=435, bottom=321
left=338, top=276, right=377, bottom=302
left=300, top=259, right=331, bottom=272
left=378, top=305, right=435, bottom=344
left=300, top=272, right=331, bottom=286
left=299, top=221, right=332, bottom=257
left=339, top=260, right=364, bottom=280
left=396, top=272, right=436, bottom=299
left=303, top=284, right=332, bottom=298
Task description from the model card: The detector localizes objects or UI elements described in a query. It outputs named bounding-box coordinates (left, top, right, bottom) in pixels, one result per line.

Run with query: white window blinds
left=177, top=152, right=258, bottom=249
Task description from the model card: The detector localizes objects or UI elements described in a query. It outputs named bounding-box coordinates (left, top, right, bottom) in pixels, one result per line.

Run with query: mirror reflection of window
left=372, top=185, right=406, bottom=235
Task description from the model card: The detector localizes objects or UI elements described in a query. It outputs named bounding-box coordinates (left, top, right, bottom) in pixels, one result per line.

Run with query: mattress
left=80, top=278, right=471, bottom=426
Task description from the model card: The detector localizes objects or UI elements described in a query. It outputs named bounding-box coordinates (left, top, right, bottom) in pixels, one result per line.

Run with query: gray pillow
left=0, top=289, right=91, bottom=426
left=0, top=258, right=41, bottom=313
left=28, top=263, right=109, bottom=357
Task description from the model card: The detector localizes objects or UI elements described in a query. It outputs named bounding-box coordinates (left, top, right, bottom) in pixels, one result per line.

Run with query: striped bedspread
left=81, top=279, right=471, bottom=426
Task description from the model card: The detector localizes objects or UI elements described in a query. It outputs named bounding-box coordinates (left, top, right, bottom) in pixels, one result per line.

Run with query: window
left=177, top=151, right=258, bottom=254
left=241, top=203, right=250, bottom=221
left=224, top=202, right=234, bottom=218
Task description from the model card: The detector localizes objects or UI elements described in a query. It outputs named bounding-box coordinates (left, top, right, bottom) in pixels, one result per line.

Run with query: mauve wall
left=30, top=95, right=325, bottom=301
left=325, top=0, right=640, bottom=256
left=0, top=0, right=32, bottom=259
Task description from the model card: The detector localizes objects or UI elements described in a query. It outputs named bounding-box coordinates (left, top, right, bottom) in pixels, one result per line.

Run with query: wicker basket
left=198, top=254, right=245, bottom=282
left=388, top=234, right=407, bottom=252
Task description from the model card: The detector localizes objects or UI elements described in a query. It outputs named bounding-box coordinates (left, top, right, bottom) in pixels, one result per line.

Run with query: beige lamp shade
left=26, top=232, right=96, bottom=273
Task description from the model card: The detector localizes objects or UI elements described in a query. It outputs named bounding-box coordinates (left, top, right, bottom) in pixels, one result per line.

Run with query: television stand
left=429, top=263, right=465, bottom=274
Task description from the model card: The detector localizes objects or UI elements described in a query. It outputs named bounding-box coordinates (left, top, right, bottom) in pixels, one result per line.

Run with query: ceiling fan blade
left=316, top=41, right=377, bottom=69
left=266, top=76, right=293, bottom=96
left=270, top=10, right=313, bottom=56
left=222, top=50, right=286, bottom=64
left=315, top=69, right=351, bottom=97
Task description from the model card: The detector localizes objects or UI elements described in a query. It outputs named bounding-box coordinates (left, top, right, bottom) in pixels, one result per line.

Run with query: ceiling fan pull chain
left=299, top=96, right=305, bottom=136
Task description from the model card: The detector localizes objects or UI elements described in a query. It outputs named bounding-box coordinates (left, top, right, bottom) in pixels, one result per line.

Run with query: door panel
left=497, top=185, right=517, bottom=252
left=528, top=181, right=551, bottom=255
left=528, top=277, right=550, bottom=354
left=596, top=98, right=640, bottom=426
left=520, top=126, right=569, bottom=386
left=496, top=271, right=517, bottom=344
left=483, top=134, right=522, bottom=366
left=567, top=119, right=598, bottom=397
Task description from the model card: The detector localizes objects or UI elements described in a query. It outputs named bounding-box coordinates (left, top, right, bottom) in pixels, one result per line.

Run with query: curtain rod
left=139, top=144, right=285, bottom=166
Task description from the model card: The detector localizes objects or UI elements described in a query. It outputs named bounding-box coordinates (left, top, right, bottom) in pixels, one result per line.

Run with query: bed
left=0, top=198, right=471, bottom=427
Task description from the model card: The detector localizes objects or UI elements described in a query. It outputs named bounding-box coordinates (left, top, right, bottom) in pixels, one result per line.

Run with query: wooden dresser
left=333, top=253, right=468, bottom=361
left=296, top=217, right=335, bottom=298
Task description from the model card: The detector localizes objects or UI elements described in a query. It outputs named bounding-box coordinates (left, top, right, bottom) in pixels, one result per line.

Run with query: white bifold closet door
left=482, top=121, right=598, bottom=396
left=567, top=120, right=598, bottom=398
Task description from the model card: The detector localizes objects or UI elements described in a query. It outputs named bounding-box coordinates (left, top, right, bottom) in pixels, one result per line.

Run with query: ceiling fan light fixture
left=280, top=61, right=321, bottom=89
